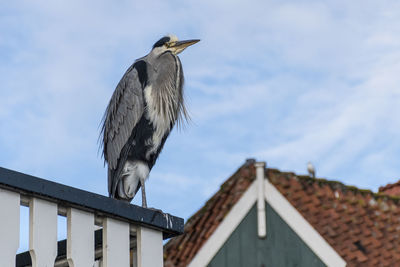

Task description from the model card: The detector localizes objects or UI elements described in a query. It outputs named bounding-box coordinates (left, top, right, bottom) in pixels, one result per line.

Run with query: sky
left=1, top=0, right=400, bottom=251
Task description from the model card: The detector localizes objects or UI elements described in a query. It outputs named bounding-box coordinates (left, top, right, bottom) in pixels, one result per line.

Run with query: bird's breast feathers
left=143, top=85, right=173, bottom=159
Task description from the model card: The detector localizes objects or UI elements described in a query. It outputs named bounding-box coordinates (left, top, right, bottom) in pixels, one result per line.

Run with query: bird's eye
left=165, top=43, right=170, bottom=48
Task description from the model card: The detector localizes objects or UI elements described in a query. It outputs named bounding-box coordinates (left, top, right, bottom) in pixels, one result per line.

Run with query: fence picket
left=0, top=190, right=20, bottom=267
left=29, top=198, right=58, bottom=267
left=137, top=226, right=163, bottom=267
left=67, top=208, right=95, bottom=267
left=102, top=217, right=130, bottom=267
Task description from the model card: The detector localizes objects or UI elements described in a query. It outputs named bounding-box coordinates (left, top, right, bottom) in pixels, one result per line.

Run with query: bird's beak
left=170, top=39, right=200, bottom=54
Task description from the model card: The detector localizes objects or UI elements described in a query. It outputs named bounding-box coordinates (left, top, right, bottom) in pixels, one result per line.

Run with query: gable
left=209, top=203, right=326, bottom=267
left=185, top=165, right=345, bottom=267
left=165, top=161, right=400, bottom=266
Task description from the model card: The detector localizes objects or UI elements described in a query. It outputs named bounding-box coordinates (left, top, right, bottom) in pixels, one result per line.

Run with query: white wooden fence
left=0, top=167, right=183, bottom=267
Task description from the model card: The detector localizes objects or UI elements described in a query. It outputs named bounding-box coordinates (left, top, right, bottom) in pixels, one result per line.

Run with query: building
left=164, top=159, right=400, bottom=266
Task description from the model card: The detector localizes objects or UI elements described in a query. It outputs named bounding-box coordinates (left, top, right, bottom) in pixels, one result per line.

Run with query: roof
left=164, top=161, right=400, bottom=267
left=379, top=180, right=400, bottom=196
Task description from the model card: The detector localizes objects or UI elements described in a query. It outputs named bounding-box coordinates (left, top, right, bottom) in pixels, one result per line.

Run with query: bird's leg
left=140, top=178, right=147, bottom=208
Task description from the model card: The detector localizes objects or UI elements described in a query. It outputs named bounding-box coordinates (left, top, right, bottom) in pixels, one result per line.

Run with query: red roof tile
left=164, top=161, right=400, bottom=266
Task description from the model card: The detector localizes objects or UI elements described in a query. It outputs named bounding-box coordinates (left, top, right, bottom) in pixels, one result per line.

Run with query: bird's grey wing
left=101, top=65, right=145, bottom=193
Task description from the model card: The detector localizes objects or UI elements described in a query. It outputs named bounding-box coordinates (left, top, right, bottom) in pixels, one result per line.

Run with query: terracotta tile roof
left=379, top=180, right=400, bottom=196
left=164, top=161, right=400, bottom=267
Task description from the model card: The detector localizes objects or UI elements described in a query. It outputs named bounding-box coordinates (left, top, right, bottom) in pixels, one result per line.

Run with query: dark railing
left=0, top=166, right=183, bottom=267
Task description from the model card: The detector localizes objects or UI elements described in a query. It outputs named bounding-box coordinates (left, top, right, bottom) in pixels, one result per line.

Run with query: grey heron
left=307, top=162, right=315, bottom=178
left=100, top=35, right=199, bottom=207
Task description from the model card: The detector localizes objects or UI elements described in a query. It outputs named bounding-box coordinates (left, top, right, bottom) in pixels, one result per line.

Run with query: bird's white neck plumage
left=143, top=52, right=186, bottom=159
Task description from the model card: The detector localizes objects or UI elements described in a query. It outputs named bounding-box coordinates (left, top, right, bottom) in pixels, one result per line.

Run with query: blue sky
left=2, top=0, right=400, bottom=251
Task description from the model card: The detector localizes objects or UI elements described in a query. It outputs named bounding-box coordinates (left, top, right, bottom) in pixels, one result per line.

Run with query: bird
left=100, top=35, right=199, bottom=207
left=307, top=162, right=316, bottom=178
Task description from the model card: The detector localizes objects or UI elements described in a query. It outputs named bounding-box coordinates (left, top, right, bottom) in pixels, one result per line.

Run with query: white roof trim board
left=264, top=178, right=346, bottom=267
left=188, top=181, right=258, bottom=267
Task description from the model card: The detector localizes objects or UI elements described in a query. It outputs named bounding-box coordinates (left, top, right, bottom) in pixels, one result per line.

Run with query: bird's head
left=152, top=34, right=200, bottom=55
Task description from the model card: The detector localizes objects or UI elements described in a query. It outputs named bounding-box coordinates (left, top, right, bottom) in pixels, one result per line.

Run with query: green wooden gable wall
left=208, top=203, right=326, bottom=267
